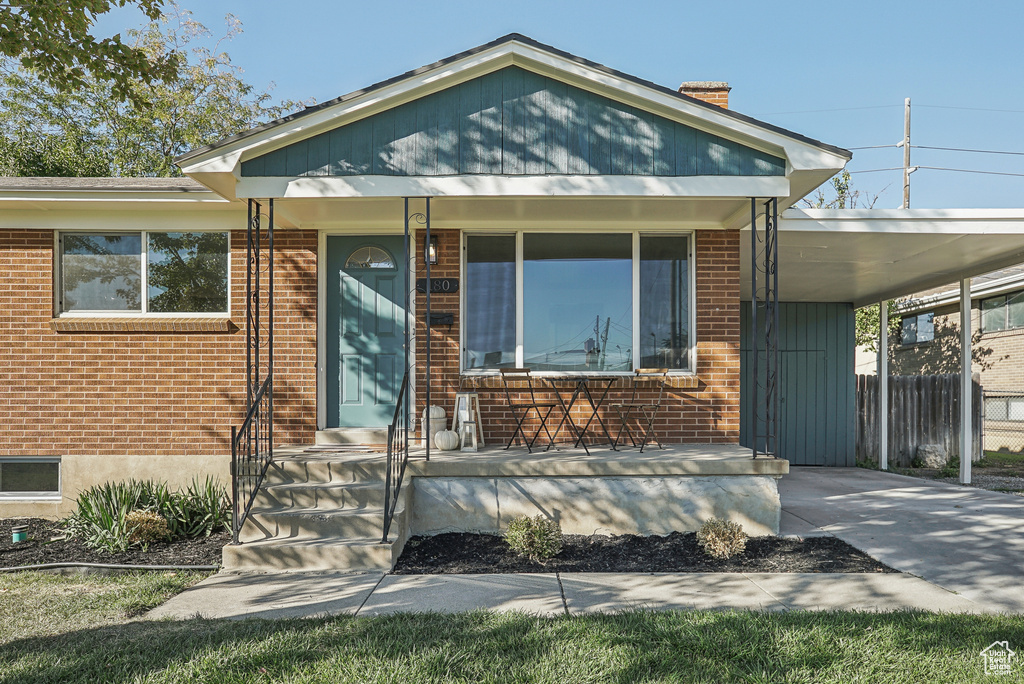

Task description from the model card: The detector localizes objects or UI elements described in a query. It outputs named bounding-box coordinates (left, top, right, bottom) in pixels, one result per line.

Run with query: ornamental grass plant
left=63, top=477, right=229, bottom=553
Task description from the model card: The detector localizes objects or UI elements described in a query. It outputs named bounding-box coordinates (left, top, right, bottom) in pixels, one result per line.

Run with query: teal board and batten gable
left=240, top=66, right=786, bottom=178
left=740, top=302, right=856, bottom=466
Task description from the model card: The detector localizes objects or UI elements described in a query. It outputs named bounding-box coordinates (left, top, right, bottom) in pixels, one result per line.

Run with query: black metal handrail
left=231, top=376, right=272, bottom=544
left=382, top=371, right=410, bottom=543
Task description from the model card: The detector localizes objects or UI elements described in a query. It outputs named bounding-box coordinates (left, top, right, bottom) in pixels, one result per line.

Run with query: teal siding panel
left=741, top=301, right=855, bottom=466
left=652, top=117, right=675, bottom=175
left=477, top=71, right=504, bottom=173
left=502, top=67, right=525, bottom=174
left=673, top=123, right=696, bottom=175
left=242, top=66, right=787, bottom=177
left=522, top=70, right=548, bottom=174
left=262, top=147, right=288, bottom=176
left=436, top=87, right=460, bottom=174
left=566, top=85, right=591, bottom=173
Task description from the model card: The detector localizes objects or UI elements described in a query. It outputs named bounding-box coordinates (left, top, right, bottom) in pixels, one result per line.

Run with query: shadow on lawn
left=2, top=610, right=1023, bottom=683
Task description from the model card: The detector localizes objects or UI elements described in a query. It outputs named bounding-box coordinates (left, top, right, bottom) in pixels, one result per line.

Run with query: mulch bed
left=1, top=518, right=227, bottom=568
left=394, top=532, right=897, bottom=574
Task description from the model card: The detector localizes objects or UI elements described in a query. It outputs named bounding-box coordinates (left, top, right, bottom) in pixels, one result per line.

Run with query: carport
left=741, top=207, right=1024, bottom=482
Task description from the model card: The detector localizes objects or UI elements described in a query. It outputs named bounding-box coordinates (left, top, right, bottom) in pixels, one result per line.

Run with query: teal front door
left=326, top=235, right=406, bottom=428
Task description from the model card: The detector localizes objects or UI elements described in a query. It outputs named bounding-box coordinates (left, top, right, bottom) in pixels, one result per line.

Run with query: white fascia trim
left=180, top=40, right=847, bottom=181
left=783, top=207, right=1024, bottom=233
left=0, top=191, right=229, bottom=204
left=898, top=273, right=1024, bottom=314
left=0, top=207, right=244, bottom=232
left=236, top=175, right=789, bottom=200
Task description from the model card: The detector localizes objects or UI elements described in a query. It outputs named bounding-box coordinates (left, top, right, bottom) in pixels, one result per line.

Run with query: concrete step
left=255, top=481, right=386, bottom=510
left=315, top=428, right=389, bottom=446
left=222, top=535, right=405, bottom=572
left=268, top=456, right=388, bottom=485
left=240, top=504, right=399, bottom=543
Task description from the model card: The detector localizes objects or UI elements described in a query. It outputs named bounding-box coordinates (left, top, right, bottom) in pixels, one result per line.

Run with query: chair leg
left=506, top=409, right=531, bottom=452
left=637, top=406, right=663, bottom=452
left=612, top=406, right=636, bottom=449
left=527, top=405, right=556, bottom=451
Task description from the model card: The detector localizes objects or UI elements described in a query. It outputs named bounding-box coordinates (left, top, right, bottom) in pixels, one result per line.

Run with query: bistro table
left=541, top=375, right=619, bottom=454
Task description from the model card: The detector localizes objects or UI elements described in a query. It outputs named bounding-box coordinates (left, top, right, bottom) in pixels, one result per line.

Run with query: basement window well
left=0, top=458, right=61, bottom=499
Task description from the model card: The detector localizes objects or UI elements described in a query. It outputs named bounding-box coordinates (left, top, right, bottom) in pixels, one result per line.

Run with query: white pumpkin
left=421, top=406, right=447, bottom=445
left=434, top=429, right=461, bottom=451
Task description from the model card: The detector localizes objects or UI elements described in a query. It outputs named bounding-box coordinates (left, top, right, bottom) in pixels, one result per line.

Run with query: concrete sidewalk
left=148, top=465, right=1024, bottom=620
left=780, top=467, right=1024, bottom=613
left=148, top=569, right=984, bottom=620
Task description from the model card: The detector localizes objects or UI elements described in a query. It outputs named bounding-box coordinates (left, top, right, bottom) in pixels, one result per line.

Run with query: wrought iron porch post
left=750, top=197, right=779, bottom=459
left=424, top=197, right=432, bottom=462
left=404, top=198, right=410, bottom=463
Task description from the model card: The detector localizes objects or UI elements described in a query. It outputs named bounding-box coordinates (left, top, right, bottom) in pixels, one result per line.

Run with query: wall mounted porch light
left=426, top=234, right=439, bottom=265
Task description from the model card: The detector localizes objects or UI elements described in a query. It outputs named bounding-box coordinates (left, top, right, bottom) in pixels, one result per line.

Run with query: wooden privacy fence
left=856, top=374, right=982, bottom=466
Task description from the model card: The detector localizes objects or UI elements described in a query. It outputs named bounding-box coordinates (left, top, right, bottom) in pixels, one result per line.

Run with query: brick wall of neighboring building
left=413, top=229, right=741, bottom=446
left=0, top=228, right=318, bottom=512
left=890, top=301, right=1024, bottom=392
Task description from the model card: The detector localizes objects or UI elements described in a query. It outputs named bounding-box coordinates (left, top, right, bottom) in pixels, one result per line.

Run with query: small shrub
left=505, top=515, right=563, bottom=562
left=126, top=510, right=171, bottom=543
left=696, top=518, right=747, bottom=560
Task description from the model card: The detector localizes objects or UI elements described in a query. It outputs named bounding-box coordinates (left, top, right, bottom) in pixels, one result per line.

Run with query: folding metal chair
left=500, top=368, right=557, bottom=453
left=611, top=368, right=668, bottom=451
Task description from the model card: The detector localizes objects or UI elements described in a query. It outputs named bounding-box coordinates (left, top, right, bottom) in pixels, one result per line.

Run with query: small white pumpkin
left=434, top=429, right=461, bottom=451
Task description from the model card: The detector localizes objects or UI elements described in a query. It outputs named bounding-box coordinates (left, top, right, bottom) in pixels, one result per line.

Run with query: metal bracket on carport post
left=750, top=197, right=780, bottom=459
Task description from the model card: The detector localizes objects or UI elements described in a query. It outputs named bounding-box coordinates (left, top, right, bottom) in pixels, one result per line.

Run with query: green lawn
left=2, top=572, right=1023, bottom=683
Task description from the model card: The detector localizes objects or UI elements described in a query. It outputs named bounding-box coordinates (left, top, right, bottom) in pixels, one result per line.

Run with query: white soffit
left=740, top=209, right=1024, bottom=307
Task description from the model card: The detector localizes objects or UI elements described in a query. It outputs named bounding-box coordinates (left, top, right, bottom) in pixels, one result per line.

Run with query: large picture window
left=981, top=290, right=1024, bottom=333
left=59, top=231, right=229, bottom=314
left=463, top=232, right=692, bottom=373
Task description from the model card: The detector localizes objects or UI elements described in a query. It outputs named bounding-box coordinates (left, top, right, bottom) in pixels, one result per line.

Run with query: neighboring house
left=890, top=266, right=1024, bottom=452
left=2, top=34, right=1024, bottom=570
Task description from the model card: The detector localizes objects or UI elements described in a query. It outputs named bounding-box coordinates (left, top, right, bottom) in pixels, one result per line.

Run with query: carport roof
left=743, top=208, right=1024, bottom=307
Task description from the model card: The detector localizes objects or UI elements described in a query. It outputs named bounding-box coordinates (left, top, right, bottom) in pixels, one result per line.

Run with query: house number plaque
left=416, top=278, right=459, bottom=293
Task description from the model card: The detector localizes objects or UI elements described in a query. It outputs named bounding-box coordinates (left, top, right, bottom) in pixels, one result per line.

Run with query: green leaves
left=63, top=477, right=230, bottom=553
left=0, top=8, right=308, bottom=177
left=0, top=0, right=181, bottom=107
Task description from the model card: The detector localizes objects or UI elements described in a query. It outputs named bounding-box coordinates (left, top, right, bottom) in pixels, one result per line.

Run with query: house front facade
left=2, top=35, right=856, bottom=537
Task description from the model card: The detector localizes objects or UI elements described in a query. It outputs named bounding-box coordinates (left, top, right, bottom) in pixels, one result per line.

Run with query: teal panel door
left=326, top=235, right=406, bottom=428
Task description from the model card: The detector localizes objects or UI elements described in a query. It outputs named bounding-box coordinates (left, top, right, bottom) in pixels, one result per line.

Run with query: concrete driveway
left=780, top=466, right=1024, bottom=613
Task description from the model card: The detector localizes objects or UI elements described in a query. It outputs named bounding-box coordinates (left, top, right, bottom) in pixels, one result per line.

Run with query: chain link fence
left=983, top=391, right=1024, bottom=454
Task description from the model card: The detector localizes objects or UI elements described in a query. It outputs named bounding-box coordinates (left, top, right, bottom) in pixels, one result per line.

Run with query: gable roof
left=177, top=33, right=849, bottom=166
left=177, top=33, right=850, bottom=212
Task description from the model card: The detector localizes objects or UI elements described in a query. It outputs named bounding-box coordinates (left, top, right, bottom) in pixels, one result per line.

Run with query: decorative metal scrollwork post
left=230, top=198, right=275, bottom=544
left=406, top=199, right=431, bottom=461
left=750, top=197, right=779, bottom=459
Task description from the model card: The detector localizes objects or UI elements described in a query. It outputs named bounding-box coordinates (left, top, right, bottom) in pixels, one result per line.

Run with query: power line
left=917, top=104, right=1024, bottom=114
left=915, top=145, right=1024, bottom=157
left=848, top=167, right=903, bottom=174
left=916, top=166, right=1024, bottom=178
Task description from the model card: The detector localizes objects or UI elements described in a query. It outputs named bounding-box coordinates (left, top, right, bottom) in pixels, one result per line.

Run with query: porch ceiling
left=743, top=208, right=1024, bottom=307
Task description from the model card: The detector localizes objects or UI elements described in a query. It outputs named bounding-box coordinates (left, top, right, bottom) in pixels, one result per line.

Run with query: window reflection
left=148, top=232, right=229, bottom=313
left=640, top=236, right=689, bottom=369
left=61, top=234, right=142, bottom=311
left=524, top=234, right=632, bottom=372
left=464, top=235, right=516, bottom=369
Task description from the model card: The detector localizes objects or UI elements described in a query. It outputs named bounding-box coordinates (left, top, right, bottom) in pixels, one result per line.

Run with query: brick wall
left=891, top=301, right=1024, bottom=392
left=0, top=228, right=317, bottom=462
left=413, top=229, right=741, bottom=446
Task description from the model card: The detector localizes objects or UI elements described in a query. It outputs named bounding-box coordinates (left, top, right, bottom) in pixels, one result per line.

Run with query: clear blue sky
left=98, top=0, right=1024, bottom=209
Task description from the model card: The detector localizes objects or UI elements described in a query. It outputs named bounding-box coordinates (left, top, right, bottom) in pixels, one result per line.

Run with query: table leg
left=575, top=379, right=617, bottom=450
left=544, top=382, right=586, bottom=453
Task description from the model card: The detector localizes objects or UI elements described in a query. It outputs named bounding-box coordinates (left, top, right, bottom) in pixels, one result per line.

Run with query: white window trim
left=55, top=229, right=232, bottom=317
left=459, top=228, right=696, bottom=376
left=0, top=457, right=61, bottom=500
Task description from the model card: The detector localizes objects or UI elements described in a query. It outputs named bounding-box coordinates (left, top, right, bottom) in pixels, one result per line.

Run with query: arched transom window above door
left=344, top=246, right=395, bottom=269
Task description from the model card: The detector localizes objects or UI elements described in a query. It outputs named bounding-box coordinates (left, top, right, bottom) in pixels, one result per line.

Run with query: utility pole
left=902, top=97, right=911, bottom=208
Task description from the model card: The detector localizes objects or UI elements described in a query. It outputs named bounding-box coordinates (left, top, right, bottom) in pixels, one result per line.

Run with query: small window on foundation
left=0, top=458, right=61, bottom=498
left=345, top=246, right=395, bottom=269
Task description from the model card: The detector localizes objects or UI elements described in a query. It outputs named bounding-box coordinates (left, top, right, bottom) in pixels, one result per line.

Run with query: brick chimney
left=679, top=81, right=730, bottom=109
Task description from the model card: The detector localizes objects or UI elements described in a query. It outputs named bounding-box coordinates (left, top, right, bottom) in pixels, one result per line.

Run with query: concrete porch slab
left=357, top=573, right=565, bottom=617
left=147, top=571, right=384, bottom=620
